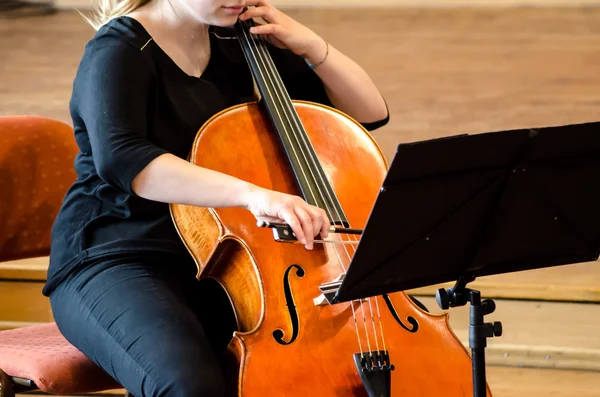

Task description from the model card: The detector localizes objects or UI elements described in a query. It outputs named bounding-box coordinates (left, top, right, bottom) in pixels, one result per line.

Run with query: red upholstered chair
left=0, top=116, right=124, bottom=396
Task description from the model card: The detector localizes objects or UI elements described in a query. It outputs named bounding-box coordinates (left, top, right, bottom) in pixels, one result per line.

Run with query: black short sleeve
left=73, top=38, right=169, bottom=194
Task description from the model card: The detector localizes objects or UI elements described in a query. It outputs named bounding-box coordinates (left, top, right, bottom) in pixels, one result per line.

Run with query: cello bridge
left=314, top=273, right=365, bottom=306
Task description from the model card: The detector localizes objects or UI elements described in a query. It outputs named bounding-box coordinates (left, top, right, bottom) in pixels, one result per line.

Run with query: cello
left=170, top=12, right=491, bottom=397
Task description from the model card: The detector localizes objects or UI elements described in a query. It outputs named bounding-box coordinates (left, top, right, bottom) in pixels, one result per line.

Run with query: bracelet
left=305, top=40, right=329, bottom=70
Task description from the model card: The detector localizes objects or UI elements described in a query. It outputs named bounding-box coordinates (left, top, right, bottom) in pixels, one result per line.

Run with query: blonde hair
left=82, top=0, right=151, bottom=30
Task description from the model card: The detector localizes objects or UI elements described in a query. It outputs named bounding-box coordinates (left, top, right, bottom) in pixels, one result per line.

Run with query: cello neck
left=233, top=17, right=349, bottom=227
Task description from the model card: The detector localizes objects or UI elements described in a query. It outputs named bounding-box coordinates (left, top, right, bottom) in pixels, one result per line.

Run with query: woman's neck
left=127, top=0, right=213, bottom=78
left=130, top=0, right=211, bottom=60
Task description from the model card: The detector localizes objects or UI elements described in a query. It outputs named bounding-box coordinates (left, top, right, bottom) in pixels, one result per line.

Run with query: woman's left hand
left=238, top=0, right=327, bottom=65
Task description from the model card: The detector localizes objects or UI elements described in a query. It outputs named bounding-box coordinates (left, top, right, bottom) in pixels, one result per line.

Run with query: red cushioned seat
left=0, top=117, right=124, bottom=396
left=0, top=323, right=122, bottom=394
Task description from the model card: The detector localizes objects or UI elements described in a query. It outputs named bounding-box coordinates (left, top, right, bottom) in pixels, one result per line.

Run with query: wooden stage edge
left=5, top=257, right=600, bottom=303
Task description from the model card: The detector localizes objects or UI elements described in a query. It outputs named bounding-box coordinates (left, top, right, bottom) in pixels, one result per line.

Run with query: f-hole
left=273, top=264, right=305, bottom=345
left=383, top=294, right=419, bottom=333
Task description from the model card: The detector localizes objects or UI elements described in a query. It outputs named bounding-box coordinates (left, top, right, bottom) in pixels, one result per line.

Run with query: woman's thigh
left=49, top=255, right=232, bottom=397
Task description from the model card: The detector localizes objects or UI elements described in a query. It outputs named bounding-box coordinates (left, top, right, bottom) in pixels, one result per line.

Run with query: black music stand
left=332, top=121, right=600, bottom=397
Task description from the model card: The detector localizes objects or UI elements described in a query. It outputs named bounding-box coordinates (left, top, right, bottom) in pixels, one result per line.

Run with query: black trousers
left=48, top=253, right=237, bottom=397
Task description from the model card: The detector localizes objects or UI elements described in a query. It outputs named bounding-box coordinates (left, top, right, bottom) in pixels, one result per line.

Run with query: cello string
left=236, top=21, right=321, bottom=215
left=246, top=23, right=387, bottom=358
left=245, top=21, right=387, bottom=359
left=241, top=21, right=372, bottom=358
left=263, top=45, right=388, bottom=360
left=240, top=18, right=337, bottom=216
left=238, top=19, right=369, bottom=356
left=303, top=239, right=358, bottom=245
left=207, top=18, right=389, bottom=366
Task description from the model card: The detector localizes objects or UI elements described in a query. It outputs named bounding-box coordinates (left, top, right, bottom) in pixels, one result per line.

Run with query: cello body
left=170, top=99, right=493, bottom=396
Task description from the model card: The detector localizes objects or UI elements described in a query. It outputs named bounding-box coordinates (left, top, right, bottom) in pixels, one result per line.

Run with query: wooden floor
left=3, top=5, right=600, bottom=397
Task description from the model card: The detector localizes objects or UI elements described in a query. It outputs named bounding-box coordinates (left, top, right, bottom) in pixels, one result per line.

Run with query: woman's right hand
left=243, top=186, right=330, bottom=250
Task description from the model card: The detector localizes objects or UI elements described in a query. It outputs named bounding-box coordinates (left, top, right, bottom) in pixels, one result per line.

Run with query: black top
left=42, top=16, right=389, bottom=296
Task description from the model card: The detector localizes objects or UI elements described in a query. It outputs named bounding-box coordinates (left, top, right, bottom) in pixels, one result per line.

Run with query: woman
left=43, top=0, right=389, bottom=396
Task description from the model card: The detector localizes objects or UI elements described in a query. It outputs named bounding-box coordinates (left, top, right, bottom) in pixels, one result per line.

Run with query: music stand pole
left=435, top=276, right=503, bottom=397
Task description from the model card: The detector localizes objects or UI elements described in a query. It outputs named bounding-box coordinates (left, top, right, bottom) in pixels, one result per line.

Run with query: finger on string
left=239, top=6, right=276, bottom=23
left=280, top=207, right=306, bottom=246
left=249, top=24, right=281, bottom=36
left=318, top=209, right=330, bottom=238
left=309, top=216, right=322, bottom=245
left=243, top=0, right=270, bottom=7
left=294, top=206, right=314, bottom=250
left=307, top=207, right=327, bottom=239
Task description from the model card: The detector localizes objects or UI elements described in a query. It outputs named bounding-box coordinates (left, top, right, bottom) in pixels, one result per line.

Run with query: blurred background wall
left=49, top=0, right=600, bottom=7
